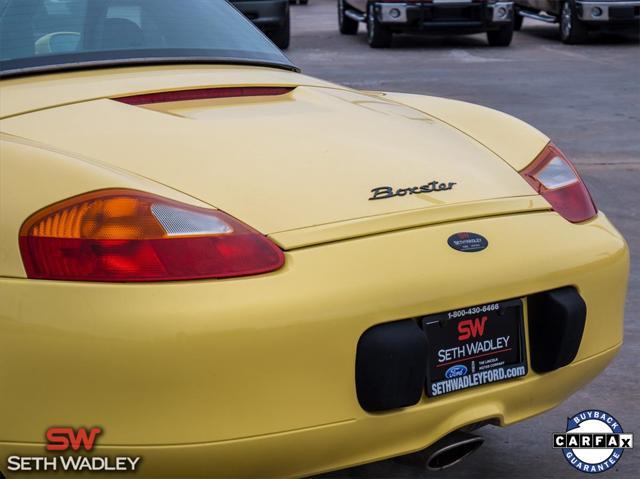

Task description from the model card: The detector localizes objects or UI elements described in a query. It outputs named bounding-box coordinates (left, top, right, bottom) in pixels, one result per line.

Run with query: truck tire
left=560, top=1, right=588, bottom=44
left=270, top=10, right=290, bottom=49
left=367, top=2, right=392, bottom=48
left=487, top=23, right=513, bottom=46
left=513, top=7, right=523, bottom=31
left=338, top=0, right=359, bottom=34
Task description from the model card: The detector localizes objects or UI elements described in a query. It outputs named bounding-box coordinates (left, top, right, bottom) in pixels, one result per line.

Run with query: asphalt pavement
left=285, top=1, right=639, bottom=477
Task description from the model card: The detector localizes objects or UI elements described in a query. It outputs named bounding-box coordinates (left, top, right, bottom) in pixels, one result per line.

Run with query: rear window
left=0, top=0, right=295, bottom=76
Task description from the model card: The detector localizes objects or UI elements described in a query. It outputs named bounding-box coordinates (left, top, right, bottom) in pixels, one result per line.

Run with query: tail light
left=520, top=144, right=597, bottom=223
left=19, top=189, right=284, bottom=282
left=114, top=87, right=294, bottom=105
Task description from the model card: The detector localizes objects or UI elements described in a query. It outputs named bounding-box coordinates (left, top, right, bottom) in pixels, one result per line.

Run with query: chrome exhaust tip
left=424, top=430, right=484, bottom=470
left=396, top=430, right=485, bottom=471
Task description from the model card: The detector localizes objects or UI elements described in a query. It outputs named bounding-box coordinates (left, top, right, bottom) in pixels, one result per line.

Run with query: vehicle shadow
left=387, top=33, right=491, bottom=49
left=518, top=23, right=640, bottom=45
left=289, top=27, right=491, bottom=50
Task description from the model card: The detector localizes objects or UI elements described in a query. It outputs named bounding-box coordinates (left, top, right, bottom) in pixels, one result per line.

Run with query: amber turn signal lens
left=19, top=189, right=284, bottom=282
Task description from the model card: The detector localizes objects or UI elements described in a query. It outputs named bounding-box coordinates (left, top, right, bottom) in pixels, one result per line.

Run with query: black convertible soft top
left=0, top=0, right=297, bottom=77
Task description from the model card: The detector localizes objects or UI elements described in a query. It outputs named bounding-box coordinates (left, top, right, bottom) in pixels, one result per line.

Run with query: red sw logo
left=457, top=316, right=488, bottom=341
left=46, top=427, right=102, bottom=451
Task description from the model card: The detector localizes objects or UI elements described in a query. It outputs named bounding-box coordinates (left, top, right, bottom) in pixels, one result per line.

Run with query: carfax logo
left=553, top=410, right=634, bottom=473
left=7, top=427, right=141, bottom=473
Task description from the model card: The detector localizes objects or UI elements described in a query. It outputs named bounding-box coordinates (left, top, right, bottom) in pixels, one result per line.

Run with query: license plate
left=423, top=299, right=527, bottom=398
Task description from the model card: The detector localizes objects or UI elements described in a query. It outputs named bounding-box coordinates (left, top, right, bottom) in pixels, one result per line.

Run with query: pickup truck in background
left=231, top=0, right=290, bottom=49
left=513, top=0, right=640, bottom=43
left=338, top=0, right=515, bottom=47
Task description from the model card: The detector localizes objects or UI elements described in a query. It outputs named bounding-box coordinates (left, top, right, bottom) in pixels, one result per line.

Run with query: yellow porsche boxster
left=0, top=1, right=629, bottom=478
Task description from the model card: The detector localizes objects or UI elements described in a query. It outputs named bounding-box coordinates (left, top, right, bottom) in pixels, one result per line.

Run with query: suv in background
left=231, top=0, right=290, bottom=49
left=338, top=0, right=515, bottom=47
left=514, top=0, right=640, bottom=43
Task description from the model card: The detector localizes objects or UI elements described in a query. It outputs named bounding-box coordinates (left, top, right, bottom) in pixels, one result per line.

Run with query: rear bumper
left=0, top=345, right=621, bottom=478
left=375, top=1, right=513, bottom=32
left=231, top=0, right=288, bottom=30
left=0, top=211, right=628, bottom=478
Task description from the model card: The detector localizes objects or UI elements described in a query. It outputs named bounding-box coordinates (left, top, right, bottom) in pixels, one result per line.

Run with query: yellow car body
left=0, top=64, right=629, bottom=478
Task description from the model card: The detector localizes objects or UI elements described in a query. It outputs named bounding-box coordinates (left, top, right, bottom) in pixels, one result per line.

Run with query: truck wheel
left=270, top=10, right=290, bottom=49
left=487, top=23, right=513, bottom=47
left=338, top=0, right=358, bottom=34
left=367, top=3, right=392, bottom=48
left=560, top=2, right=588, bottom=44
left=513, top=7, right=523, bottom=31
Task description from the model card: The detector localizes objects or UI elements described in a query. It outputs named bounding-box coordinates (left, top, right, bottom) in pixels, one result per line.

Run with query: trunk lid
left=2, top=82, right=540, bottom=246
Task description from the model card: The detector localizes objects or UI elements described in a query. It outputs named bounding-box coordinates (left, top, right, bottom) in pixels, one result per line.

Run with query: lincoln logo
left=458, top=316, right=488, bottom=341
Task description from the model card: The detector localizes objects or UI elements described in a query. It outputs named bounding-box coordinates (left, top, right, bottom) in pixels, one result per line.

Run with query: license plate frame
left=422, top=299, right=528, bottom=398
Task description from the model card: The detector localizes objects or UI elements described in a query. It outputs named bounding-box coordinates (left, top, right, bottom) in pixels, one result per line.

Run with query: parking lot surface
left=286, top=1, right=639, bottom=477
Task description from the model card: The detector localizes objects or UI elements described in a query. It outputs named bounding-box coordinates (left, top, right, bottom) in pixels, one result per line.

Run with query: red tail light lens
left=19, top=189, right=284, bottom=282
left=521, top=144, right=597, bottom=223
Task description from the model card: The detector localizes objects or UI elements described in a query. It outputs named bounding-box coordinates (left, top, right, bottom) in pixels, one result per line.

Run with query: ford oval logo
left=445, top=364, right=468, bottom=379
left=447, top=232, right=488, bottom=252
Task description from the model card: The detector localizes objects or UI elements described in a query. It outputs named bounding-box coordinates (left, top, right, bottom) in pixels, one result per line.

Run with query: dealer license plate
left=423, top=299, right=527, bottom=398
